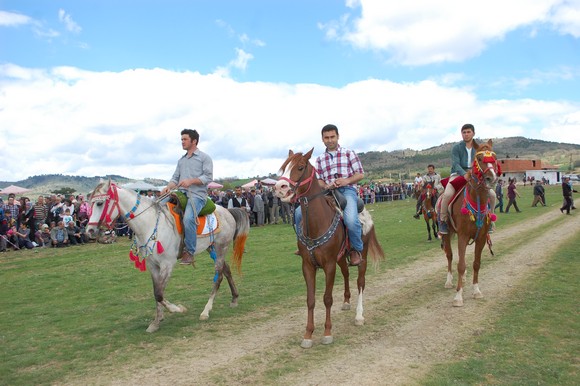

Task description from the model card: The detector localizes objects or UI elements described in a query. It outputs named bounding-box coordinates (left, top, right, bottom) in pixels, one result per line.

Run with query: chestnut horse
left=436, top=139, right=499, bottom=306
left=274, top=149, right=385, bottom=348
left=421, top=183, right=438, bottom=241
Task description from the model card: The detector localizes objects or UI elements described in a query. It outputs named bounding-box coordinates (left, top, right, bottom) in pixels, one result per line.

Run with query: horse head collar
left=471, top=140, right=501, bottom=188
left=276, top=149, right=317, bottom=203
left=88, top=181, right=121, bottom=229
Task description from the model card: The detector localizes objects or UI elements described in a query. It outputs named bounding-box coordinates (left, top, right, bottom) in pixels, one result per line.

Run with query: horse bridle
left=88, top=183, right=143, bottom=229
left=472, top=150, right=501, bottom=186
left=279, top=163, right=317, bottom=202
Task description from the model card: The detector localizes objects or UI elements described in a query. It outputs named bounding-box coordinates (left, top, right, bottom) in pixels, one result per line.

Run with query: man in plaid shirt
left=315, top=124, right=365, bottom=266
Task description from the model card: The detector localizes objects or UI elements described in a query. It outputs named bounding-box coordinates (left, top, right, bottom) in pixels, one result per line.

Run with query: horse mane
left=279, top=151, right=310, bottom=175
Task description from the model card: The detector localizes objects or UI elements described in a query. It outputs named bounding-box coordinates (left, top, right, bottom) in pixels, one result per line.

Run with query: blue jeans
left=294, top=186, right=363, bottom=252
left=183, top=196, right=206, bottom=254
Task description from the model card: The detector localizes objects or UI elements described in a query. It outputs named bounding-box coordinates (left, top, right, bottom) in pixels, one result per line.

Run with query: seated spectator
left=15, top=223, right=34, bottom=249
left=61, top=209, right=74, bottom=227
left=50, top=221, right=70, bottom=247
left=66, top=221, right=85, bottom=245
left=37, top=224, right=51, bottom=247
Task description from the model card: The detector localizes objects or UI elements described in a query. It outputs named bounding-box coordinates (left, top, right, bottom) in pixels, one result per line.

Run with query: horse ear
left=304, top=148, right=314, bottom=160
left=288, top=149, right=294, bottom=157
left=472, top=139, right=479, bottom=150
left=487, top=139, right=493, bottom=147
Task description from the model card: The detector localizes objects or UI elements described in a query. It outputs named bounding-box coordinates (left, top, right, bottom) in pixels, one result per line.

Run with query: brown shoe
left=180, top=250, right=194, bottom=265
left=294, top=249, right=300, bottom=255
left=348, top=250, right=362, bottom=266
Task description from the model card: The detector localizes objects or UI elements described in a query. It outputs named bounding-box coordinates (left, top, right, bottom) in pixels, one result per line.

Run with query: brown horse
left=437, top=139, right=499, bottom=306
left=274, top=149, right=385, bottom=349
left=421, top=183, right=438, bottom=241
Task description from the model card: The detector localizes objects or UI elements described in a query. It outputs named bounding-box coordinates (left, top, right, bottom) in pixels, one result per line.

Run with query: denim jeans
left=183, top=196, right=206, bottom=254
left=294, top=186, right=363, bottom=252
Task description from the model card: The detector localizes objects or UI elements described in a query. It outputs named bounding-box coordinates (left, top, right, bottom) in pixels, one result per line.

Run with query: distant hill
left=1, top=137, right=579, bottom=195
left=358, top=136, right=580, bottom=181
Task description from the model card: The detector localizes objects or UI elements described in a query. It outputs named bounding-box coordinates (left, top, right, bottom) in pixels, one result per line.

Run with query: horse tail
left=366, top=225, right=385, bottom=268
left=228, top=208, right=250, bottom=274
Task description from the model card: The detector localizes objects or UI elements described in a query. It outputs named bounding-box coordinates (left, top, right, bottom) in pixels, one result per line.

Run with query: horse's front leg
left=147, top=262, right=186, bottom=333
left=426, top=220, right=432, bottom=241
left=453, top=236, right=469, bottom=307
left=301, top=262, right=316, bottom=349
left=322, top=261, right=337, bottom=345
left=472, top=238, right=486, bottom=299
left=338, top=258, right=351, bottom=310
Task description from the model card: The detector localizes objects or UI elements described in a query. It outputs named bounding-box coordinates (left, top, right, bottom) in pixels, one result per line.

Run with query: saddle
left=330, top=189, right=364, bottom=213
left=167, top=191, right=218, bottom=235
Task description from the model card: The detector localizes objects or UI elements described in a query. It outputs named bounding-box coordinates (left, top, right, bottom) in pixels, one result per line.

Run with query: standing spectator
left=269, top=189, right=280, bottom=224
left=34, top=196, right=48, bottom=229
left=505, top=179, right=522, bottom=213
left=531, top=180, right=546, bottom=207
left=20, top=199, right=36, bottom=239
left=252, top=189, right=265, bottom=226
left=3, top=195, right=20, bottom=229
left=48, top=196, right=64, bottom=225
left=494, top=180, right=504, bottom=213
left=61, top=199, right=75, bottom=218
left=263, top=189, right=272, bottom=224
left=560, top=176, right=577, bottom=215
left=50, top=221, right=70, bottom=247
left=0, top=205, right=7, bottom=252
left=280, top=198, right=291, bottom=224
left=77, top=195, right=90, bottom=223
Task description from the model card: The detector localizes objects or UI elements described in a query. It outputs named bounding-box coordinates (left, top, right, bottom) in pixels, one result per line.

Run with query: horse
left=274, top=149, right=385, bottom=349
left=421, top=183, right=438, bottom=241
left=85, top=180, right=250, bottom=332
left=436, top=139, right=499, bottom=307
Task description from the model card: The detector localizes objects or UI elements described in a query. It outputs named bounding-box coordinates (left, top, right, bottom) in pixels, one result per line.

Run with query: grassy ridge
left=0, top=185, right=575, bottom=385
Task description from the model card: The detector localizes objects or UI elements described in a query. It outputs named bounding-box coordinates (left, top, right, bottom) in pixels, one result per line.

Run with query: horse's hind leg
left=472, top=240, right=485, bottom=299
left=442, top=235, right=454, bottom=289
left=354, top=257, right=368, bottom=326
left=200, top=257, right=225, bottom=321
left=338, top=258, right=351, bottom=310
left=321, top=261, right=337, bottom=345
left=425, top=220, right=432, bottom=241
left=222, top=261, right=239, bottom=307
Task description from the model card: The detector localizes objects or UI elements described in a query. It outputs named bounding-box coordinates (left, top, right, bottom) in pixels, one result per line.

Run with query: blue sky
left=1, top=0, right=579, bottom=182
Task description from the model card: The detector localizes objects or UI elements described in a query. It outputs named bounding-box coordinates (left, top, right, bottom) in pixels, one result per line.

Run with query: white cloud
left=324, top=0, right=575, bottom=65
left=58, top=9, right=82, bottom=34
left=0, top=64, right=578, bottom=182
left=0, top=10, right=32, bottom=26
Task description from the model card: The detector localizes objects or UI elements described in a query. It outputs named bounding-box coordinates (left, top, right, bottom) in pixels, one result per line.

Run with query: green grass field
left=0, top=184, right=577, bottom=385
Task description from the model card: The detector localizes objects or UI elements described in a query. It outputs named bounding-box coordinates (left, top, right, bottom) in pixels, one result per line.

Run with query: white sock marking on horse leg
left=472, top=283, right=483, bottom=299
left=453, top=288, right=464, bottom=307
left=445, top=272, right=454, bottom=288
left=355, top=288, right=365, bottom=326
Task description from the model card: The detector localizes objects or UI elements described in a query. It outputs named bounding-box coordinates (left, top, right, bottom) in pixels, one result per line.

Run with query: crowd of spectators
left=0, top=192, right=92, bottom=252
left=1, top=180, right=414, bottom=252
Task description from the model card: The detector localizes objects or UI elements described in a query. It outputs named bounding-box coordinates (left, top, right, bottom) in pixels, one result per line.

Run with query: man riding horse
left=413, top=164, right=443, bottom=219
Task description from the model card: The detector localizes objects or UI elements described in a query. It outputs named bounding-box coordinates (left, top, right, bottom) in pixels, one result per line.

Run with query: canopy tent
left=241, top=179, right=258, bottom=189
left=208, top=181, right=223, bottom=189
left=261, top=178, right=278, bottom=185
left=0, top=185, right=31, bottom=195
left=122, top=181, right=161, bottom=191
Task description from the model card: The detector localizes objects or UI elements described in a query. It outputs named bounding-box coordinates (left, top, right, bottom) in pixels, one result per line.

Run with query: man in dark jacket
left=560, top=176, right=577, bottom=214
left=531, top=181, right=546, bottom=207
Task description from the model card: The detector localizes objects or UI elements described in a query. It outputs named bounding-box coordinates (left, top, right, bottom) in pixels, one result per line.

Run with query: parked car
left=563, top=174, right=580, bottom=182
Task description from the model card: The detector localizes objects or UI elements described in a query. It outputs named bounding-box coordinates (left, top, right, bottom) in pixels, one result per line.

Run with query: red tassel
left=139, top=259, right=147, bottom=271
left=129, top=213, right=135, bottom=219
left=156, top=241, right=164, bottom=254
left=490, top=213, right=498, bottom=222
left=129, top=250, right=138, bottom=261
left=134, top=259, right=140, bottom=269
left=461, top=207, right=469, bottom=215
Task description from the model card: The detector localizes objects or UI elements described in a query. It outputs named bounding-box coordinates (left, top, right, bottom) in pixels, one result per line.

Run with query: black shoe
left=413, top=213, right=420, bottom=219
left=560, top=208, right=564, bottom=213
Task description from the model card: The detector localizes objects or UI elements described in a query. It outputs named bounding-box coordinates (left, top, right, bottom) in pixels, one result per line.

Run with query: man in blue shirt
left=161, top=129, right=213, bottom=265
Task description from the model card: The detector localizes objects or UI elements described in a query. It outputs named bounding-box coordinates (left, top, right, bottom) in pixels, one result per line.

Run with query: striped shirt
left=34, top=203, right=48, bottom=222
left=315, top=145, right=364, bottom=187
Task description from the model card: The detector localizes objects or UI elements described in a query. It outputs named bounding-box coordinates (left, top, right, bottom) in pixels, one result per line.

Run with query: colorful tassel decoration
left=139, top=259, right=147, bottom=271
left=461, top=207, right=469, bottom=215
left=490, top=213, right=498, bottom=222
left=129, top=250, right=138, bottom=262
left=156, top=241, right=164, bottom=254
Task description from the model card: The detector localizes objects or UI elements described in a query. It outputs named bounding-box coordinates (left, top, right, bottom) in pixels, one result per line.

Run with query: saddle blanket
left=197, top=213, right=219, bottom=236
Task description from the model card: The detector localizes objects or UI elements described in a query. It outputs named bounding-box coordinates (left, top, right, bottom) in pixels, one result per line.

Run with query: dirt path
left=74, top=210, right=579, bottom=386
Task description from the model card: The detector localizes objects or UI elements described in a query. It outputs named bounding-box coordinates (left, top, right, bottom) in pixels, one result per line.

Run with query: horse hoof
left=146, top=324, right=159, bottom=333
left=177, top=304, right=187, bottom=313
left=444, top=283, right=454, bottom=289
left=230, top=301, right=238, bottom=308
left=321, top=336, right=333, bottom=345
left=341, top=303, right=351, bottom=311
left=452, top=299, right=464, bottom=307
left=355, top=317, right=365, bottom=326
left=301, top=339, right=313, bottom=349
left=199, top=314, right=209, bottom=321
left=473, top=292, right=484, bottom=299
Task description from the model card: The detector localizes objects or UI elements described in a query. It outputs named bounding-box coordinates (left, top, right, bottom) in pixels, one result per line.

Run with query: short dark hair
left=321, top=124, right=339, bottom=136
left=461, top=123, right=475, bottom=132
left=181, top=129, right=199, bottom=144
left=428, top=164, right=435, bottom=169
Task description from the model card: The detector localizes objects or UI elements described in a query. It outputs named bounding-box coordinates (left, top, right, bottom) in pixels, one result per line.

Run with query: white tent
left=261, top=178, right=278, bottom=185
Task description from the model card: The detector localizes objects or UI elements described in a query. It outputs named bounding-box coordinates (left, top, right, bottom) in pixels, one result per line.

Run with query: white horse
left=85, top=180, right=250, bottom=332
